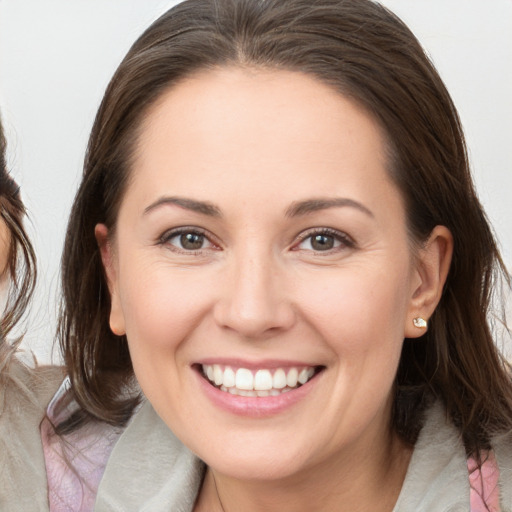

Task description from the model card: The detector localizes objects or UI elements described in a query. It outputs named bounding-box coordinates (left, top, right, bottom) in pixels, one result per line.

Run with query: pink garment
left=41, top=378, right=123, bottom=512
left=468, top=451, right=501, bottom=512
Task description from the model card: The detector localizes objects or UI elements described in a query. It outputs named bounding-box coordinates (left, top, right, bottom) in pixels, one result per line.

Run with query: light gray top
left=94, top=401, right=204, bottom=512
left=94, top=400, right=512, bottom=511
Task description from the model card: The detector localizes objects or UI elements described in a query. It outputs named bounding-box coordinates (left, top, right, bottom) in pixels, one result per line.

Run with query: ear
left=405, top=225, right=453, bottom=338
left=95, top=223, right=126, bottom=336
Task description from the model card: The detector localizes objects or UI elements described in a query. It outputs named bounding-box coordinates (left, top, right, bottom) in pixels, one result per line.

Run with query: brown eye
left=162, top=229, right=214, bottom=252
left=310, top=234, right=335, bottom=251
left=295, top=229, right=353, bottom=253
left=180, top=232, right=205, bottom=250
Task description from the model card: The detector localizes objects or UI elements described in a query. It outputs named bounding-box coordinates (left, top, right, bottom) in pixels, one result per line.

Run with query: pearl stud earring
left=413, top=317, right=427, bottom=329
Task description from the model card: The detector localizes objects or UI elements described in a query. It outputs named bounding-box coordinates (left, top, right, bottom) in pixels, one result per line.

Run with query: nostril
left=213, top=297, right=296, bottom=339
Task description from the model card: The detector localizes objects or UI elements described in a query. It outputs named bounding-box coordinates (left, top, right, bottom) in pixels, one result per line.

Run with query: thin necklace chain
left=212, top=472, right=227, bottom=512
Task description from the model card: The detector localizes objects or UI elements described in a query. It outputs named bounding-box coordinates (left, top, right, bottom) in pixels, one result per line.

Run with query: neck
left=195, top=428, right=412, bottom=512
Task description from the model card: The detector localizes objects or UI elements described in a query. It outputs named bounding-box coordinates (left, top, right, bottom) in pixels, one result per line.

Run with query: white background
left=0, top=0, right=510, bottom=363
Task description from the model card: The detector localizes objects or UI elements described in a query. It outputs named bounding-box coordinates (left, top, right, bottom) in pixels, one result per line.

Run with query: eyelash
left=158, top=226, right=355, bottom=255
left=158, top=227, right=219, bottom=254
left=292, top=228, right=355, bottom=254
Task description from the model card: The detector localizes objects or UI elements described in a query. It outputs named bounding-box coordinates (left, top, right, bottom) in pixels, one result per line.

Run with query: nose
left=213, top=251, right=296, bottom=339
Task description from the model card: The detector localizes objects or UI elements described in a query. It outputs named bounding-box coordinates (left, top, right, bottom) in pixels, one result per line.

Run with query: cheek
left=298, top=263, right=411, bottom=351
left=298, top=266, right=410, bottom=425
left=117, top=263, right=214, bottom=387
left=120, top=259, right=207, bottom=334
left=298, top=263, right=409, bottom=404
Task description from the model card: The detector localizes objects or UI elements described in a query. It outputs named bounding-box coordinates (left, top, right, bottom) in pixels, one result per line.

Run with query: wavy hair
left=0, top=115, right=37, bottom=352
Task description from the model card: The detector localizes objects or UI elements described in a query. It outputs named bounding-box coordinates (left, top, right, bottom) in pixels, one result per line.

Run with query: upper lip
left=195, top=358, right=321, bottom=370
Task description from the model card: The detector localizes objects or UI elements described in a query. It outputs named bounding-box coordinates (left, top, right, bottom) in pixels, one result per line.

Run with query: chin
left=198, top=441, right=314, bottom=481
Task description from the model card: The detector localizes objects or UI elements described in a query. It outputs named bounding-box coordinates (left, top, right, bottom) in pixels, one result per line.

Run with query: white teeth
left=235, top=368, right=254, bottom=390
left=272, top=368, right=287, bottom=389
left=202, top=364, right=318, bottom=396
left=286, top=368, right=298, bottom=387
left=254, top=369, right=273, bottom=391
left=298, top=367, right=314, bottom=385
left=213, top=365, right=223, bottom=386
left=223, top=367, right=235, bottom=388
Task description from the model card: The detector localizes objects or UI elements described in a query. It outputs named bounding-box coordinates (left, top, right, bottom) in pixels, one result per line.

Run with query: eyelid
left=292, top=227, right=355, bottom=251
left=158, top=226, right=221, bottom=252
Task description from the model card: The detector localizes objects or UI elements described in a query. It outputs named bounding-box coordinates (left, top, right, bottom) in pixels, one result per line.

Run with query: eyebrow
left=143, top=196, right=222, bottom=217
left=143, top=195, right=373, bottom=219
left=285, top=197, right=374, bottom=218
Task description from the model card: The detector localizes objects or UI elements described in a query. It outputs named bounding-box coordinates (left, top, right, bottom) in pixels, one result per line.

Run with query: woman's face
left=0, top=214, right=10, bottom=281
left=99, top=68, right=430, bottom=481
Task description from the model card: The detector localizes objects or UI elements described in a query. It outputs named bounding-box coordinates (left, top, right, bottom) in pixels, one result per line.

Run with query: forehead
left=125, top=67, right=400, bottom=216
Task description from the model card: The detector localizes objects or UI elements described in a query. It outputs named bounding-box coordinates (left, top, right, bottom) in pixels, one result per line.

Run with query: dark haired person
left=45, top=1, right=511, bottom=510
left=0, top=118, right=35, bottom=341
left=0, top=115, right=63, bottom=510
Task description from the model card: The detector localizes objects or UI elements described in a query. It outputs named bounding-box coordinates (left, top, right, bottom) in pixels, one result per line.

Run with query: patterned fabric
left=41, top=377, right=123, bottom=512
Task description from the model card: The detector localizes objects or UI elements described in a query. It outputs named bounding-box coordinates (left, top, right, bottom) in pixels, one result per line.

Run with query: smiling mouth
left=200, top=364, right=323, bottom=397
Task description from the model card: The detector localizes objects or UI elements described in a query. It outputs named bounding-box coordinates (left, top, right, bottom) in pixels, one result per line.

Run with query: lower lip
left=195, top=369, right=321, bottom=418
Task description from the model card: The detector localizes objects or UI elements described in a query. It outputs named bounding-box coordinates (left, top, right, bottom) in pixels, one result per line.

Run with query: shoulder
left=396, top=403, right=512, bottom=512
left=95, top=400, right=204, bottom=512
left=0, top=351, right=64, bottom=430
left=1, top=352, right=64, bottom=407
left=42, top=377, right=126, bottom=511
left=45, top=393, right=204, bottom=512
left=492, top=430, right=512, bottom=510
left=0, top=353, right=65, bottom=511
left=469, top=431, right=512, bottom=512
left=394, top=403, right=470, bottom=511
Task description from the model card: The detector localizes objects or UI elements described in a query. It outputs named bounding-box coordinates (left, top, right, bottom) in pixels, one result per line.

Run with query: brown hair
left=0, top=115, right=37, bottom=346
left=59, top=0, right=512, bottom=454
